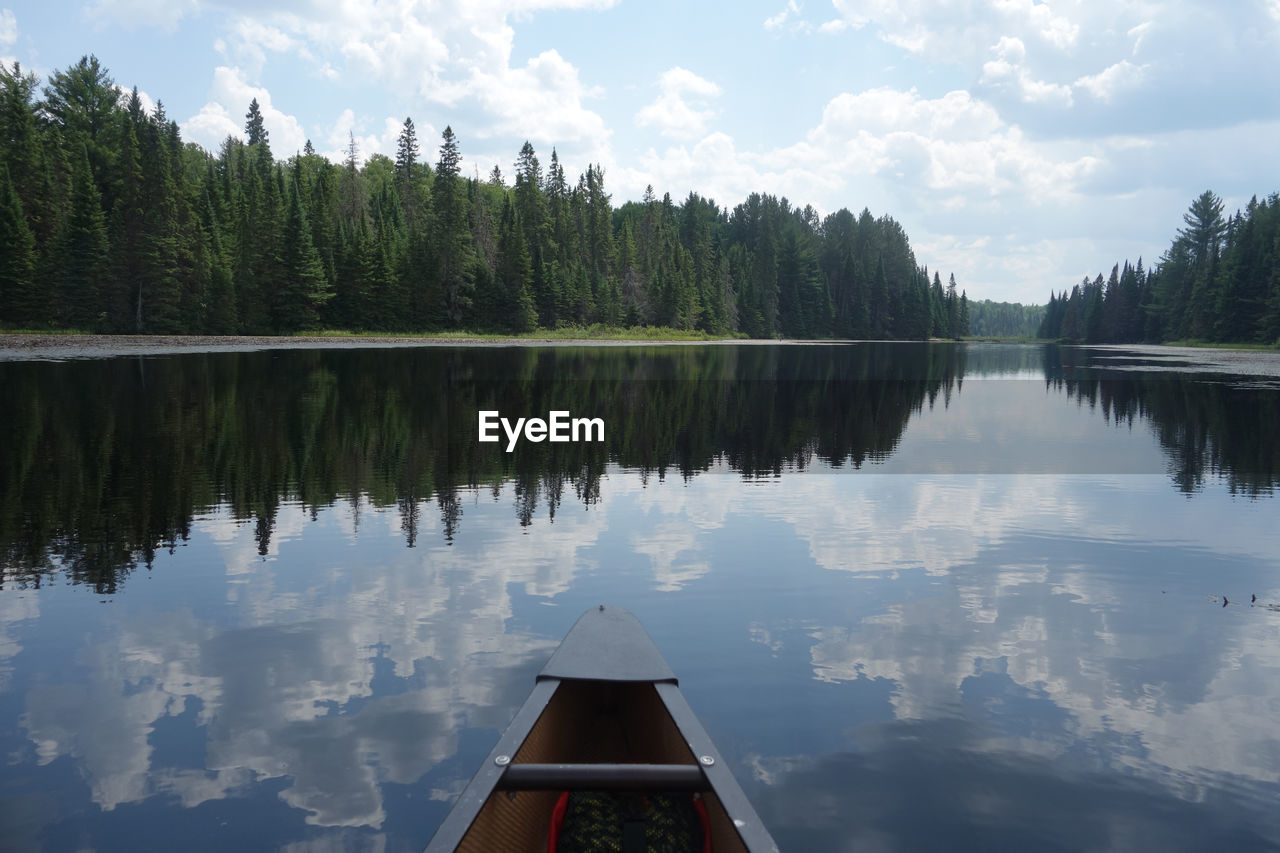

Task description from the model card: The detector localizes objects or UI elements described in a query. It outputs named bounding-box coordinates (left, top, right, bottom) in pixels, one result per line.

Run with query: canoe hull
left=424, top=606, right=777, bottom=852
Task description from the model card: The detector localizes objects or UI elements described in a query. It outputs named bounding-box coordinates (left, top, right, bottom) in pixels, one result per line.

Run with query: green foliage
left=1039, top=190, right=1280, bottom=345
left=244, top=98, right=268, bottom=147
left=967, top=299, right=1045, bottom=338
left=2, top=57, right=990, bottom=339
left=274, top=181, right=331, bottom=331
left=55, top=147, right=109, bottom=329
left=0, top=164, right=39, bottom=323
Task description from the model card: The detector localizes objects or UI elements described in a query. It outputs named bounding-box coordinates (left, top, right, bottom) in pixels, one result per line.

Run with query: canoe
left=424, top=605, right=779, bottom=852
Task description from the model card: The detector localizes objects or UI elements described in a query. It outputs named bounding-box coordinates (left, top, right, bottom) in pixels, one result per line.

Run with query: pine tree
left=245, top=98, right=268, bottom=147
left=0, top=164, right=39, bottom=325
left=137, top=114, right=184, bottom=332
left=1, top=62, right=51, bottom=246
left=341, top=131, right=365, bottom=228
left=55, top=146, right=109, bottom=329
left=41, top=56, right=118, bottom=194
left=203, top=189, right=238, bottom=334
left=946, top=273, right=960, bottom=338
left=394, top=117, right=421, bottom=230
left=275, top=179, right=331, bottom=331
left=434, top=126, right=474, bottom=326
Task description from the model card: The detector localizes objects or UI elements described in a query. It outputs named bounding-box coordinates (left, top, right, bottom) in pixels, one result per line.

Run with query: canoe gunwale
left=424, top=677, right=559, bottom=853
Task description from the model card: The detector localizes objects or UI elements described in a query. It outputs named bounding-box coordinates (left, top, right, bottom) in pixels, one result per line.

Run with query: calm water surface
left=1, top=343, right=1279, bottom=851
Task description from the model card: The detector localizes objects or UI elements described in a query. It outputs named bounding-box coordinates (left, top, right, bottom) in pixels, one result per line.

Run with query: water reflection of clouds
left=12, top=460, right=1280, bottom=843
left=751, top=721, right=1280, bottom=851
left=879, top=381, right=1170, bottom=474
left=18, top=486, right=621, bottom=830
left=0, top=590, right=36, bottom=691
left=736, top=473, right=1280, bottom=804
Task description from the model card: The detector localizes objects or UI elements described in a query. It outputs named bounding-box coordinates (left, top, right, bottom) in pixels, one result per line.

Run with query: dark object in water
left=424, top=605, right=778, bottom=852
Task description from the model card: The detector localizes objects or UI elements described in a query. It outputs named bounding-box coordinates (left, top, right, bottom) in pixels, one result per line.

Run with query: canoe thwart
left=496, top=762, right=708, bottom=791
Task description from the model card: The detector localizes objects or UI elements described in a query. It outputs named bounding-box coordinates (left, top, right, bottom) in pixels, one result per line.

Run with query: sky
left=3, top=0, right=1279, bottom=304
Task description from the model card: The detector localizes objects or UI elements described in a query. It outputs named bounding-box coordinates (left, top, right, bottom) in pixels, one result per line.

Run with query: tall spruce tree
left=434, top=126, right=474, bottom=325
left=275, top=179, right=330, bottom=330
left=245, top=98, right=268, bottom=147
left=56, top=146, right=109, bottom=329
left=0, top=164, right=38, bottom=324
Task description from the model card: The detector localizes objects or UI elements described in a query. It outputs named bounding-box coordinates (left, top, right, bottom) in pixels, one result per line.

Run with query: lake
left=1, top=342, right=1278, bottom=851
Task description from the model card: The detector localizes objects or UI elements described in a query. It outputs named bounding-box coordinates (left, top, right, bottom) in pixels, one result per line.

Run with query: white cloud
left=222, top=18, right=314, bottom=76
left=635, top=66, right=723, bottom=140
left=0, top=8, right=16, bottom=47
left=992, top=0, right=1079, bottom=49
left=469, top=48, right=609, bottom=151
left=980, top=36, right=1074, bottom=107
left=1074, top=60, right=1148, bottom=102
left=765, top=0, right=811, bottom=32
left=210, top=1, right=614, bottom=161
left=765, top=0, right=798, bottom=29
left=623, top=132, right=781, bottom=211
left=777, top=87, right=1096, bottom=196
left=114, top=84, right=158, bottom=116
left=182, top=101, right=242, bottom=150
left=1127, top=20, right=1153, bottom=54
left=319, top=111, right=410, bottom=166
left=181, top=65, right=307, bottom=155
left=830, top=0, right=1079, bottom=57
left=84, top=0, right=199, bottom=31
left=619, top=84, right=1108, bottom=303
left=634, top=82, right=1095, bottom=204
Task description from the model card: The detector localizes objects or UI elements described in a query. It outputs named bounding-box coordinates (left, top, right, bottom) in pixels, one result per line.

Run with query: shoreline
left=0, top=332, right=825, bottom=360
left=3, top=333, right=1276, bottom=362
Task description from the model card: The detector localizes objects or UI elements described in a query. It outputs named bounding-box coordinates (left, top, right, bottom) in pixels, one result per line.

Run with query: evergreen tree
left=946, top=273, right=960, bottom=338
left=55, top=146, right=109, bottom=329
left=41, top=55, right=118, bottom=194
left=434, top=126, right=474, bottom=325
left=0, top=164, right=39, bottom=324
left=1, top=62, right=51, bottom=245
left=107, top=116, right=145, bottom=330
left=275, top=179, right=330, bottom=330
left=137, top=112, right=184, bottom=332
left=245, top=98, right=268, bottom=147
left=394, top=116, right=422, bottom=229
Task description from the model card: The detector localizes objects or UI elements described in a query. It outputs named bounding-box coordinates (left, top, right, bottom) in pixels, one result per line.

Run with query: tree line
left=966, top=299, right=1044, bottom=338
left=0, top=56, right=973, bottom=339
left=1038, top=190, right=1280, bottom=344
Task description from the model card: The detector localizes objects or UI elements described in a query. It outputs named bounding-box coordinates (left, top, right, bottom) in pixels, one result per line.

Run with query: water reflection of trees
left=0, top=345, right=964, bottom=590
left=1044, top=347, right=1280, bottom=496
left=2, top=342, right=1277, bottom=590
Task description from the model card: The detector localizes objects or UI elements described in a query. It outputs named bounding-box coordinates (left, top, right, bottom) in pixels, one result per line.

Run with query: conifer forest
left=1038, top=189, right=1280, bottom=344
left=0, top=57, right=974, bottom=340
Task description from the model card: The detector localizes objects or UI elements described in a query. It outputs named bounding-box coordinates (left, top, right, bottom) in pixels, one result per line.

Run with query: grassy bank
left=296, top=325, right=748, bottom=341
left=958, top=335, right=1046, bottom=343
left=0, top=325, right=747, bottom=342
